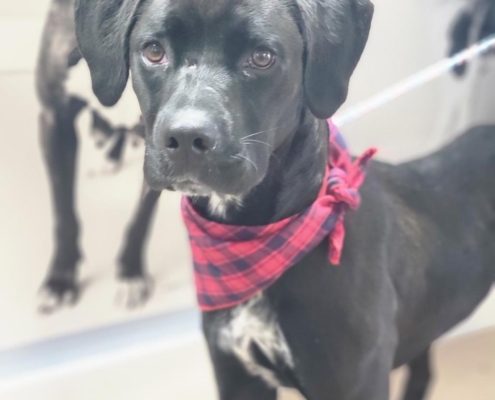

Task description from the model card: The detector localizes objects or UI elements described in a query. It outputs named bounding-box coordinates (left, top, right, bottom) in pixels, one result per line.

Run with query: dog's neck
left=190, top=113, right=329, bottom=225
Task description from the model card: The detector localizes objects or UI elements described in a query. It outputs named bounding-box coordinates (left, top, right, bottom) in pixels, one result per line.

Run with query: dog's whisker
left=241, top=139, right=272, bottom=148
left=241, top=141, right=283, bottom=164
left=231, top=154, right=258, bottom=172
left=239, top=124, right=289, bottom=141
left=240, top=130, right=267, bottom=140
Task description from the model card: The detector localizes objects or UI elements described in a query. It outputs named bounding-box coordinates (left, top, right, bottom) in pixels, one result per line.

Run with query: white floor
left=1, top=329, right=494, bottom=400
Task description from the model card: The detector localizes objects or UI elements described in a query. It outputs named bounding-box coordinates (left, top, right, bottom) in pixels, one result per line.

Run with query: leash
left=334, top=35, right=495, bottom=127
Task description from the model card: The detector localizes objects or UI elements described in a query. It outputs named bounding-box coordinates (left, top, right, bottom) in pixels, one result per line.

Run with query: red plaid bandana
left=181, top=120, right=377, bottom=311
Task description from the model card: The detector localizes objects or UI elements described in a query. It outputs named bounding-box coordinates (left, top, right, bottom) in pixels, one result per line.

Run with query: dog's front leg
left=278, top=303, right=396, bottom=400
left=299, top=354, right=392, bottom=400
left=36, top=0, right=87, bottom=314
left=38, top=96, right=87, bottom=313
left=116, top=180, right=161, bottom=308
left=400, top=347, right=432, bottom=400
left=206, top=343, right=278, bottom=400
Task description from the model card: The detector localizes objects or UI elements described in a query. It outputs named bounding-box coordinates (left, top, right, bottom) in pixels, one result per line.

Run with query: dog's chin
left=170, top=175, right=257, bottom=199
left=145, top=169, right=265, bottom=199
left=172, top=179, right=214, bottom=197
left=144, top=154, right=268, bottom=197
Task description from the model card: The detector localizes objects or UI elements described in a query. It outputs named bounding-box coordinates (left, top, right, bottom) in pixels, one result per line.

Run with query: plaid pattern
left=181, top=120, right=377, bottom=311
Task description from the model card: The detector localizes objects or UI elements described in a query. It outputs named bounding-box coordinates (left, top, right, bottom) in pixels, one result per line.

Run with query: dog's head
left=75, top=0, right=373, bottom=198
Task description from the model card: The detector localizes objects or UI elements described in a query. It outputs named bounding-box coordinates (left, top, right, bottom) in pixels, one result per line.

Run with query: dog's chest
left=217, top=295, right=294, bottom=388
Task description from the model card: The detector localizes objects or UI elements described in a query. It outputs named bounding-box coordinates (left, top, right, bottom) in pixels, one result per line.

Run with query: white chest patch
left=218, top=294, right=294, bottom=388
left=208, top=193, right=243, bottom=219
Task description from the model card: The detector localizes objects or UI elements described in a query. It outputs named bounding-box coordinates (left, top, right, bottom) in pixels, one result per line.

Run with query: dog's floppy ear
left=75, top=0, right=142, bottom=106
left=296, top=0, right=374, bottom=119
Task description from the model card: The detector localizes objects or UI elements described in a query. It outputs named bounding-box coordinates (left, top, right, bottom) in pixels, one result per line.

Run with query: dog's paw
left=38, top=278, right=79, bottom=314
left=115, top=276, right=154, bottom=309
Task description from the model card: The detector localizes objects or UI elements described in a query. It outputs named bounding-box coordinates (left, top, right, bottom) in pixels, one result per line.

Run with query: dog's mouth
left=144, top=148, right=266, bottom=197
left=170, top=178, right=212, bottom=196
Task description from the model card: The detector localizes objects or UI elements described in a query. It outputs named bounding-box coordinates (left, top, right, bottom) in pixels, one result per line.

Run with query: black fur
left=75, top=0, right=494, bottom=399
left=295, top=0, right=374, bottom=118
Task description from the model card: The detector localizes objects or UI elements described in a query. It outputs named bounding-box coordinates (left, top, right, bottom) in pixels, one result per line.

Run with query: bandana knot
left=326, top=167, right=360, bottom=206
left=181, top=120, right=376, bottom=311
left=321, top=143, right=377, bottom=266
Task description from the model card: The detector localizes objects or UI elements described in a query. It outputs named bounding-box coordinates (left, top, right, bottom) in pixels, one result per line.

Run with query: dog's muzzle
left=144, top=108, right=253, bottom=195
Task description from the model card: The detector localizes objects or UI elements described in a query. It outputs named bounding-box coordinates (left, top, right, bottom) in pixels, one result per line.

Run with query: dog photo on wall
left=0, top=0, right=494, bottom=399
left=36, top=0, right=158, bottom=313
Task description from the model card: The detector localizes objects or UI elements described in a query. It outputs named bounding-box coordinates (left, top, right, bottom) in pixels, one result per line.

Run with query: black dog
left=75, top=0, right=494, bottom=399
left=36, top=0, right=161, bottom=312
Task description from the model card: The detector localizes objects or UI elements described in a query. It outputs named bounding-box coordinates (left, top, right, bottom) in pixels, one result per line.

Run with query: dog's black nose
left=164, top=127, right=215, bottom=154
left=157, top=109, right=220, bottom=156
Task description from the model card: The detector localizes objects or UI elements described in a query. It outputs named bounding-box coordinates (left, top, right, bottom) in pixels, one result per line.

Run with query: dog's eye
left=249, top=48, right=275, bottom=69
left=142, top=42, right=167, bottom=64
